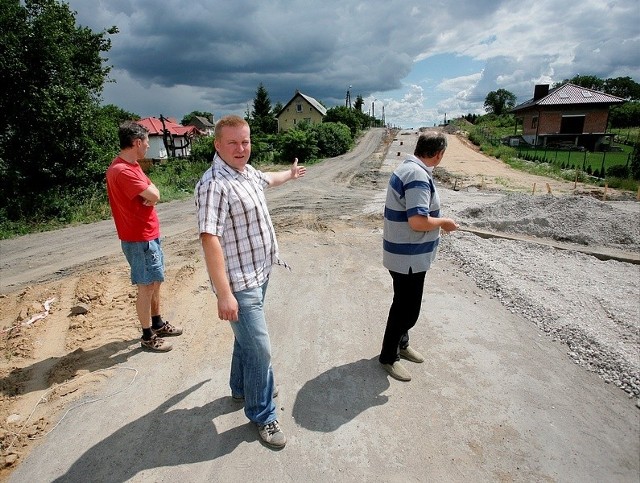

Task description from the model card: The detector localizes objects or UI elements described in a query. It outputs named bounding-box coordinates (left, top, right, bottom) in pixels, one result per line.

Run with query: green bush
left=606, top=164, right=630, bottom=178
left=147, top=159, right=211, bottom=200
left=476, top=113, right=516, bottom=128
left=189, top=135, right=215, bottom=163
left=605, top=177, right=639, bottom=190
left=474, top=142, right=514, bottom=162
left=609, top=102, right=640, bottom=129
left=276, top=129, right=320, bottom=164
left=309, top=122, right=353, bottom=157
left=631, top=144, right=640, bottom=179
left=323, top=106, right=371, bottom=136
left=467, top=130, right=483, bottom=146
left=249, top=134, right=278, bottom=165
left=0, top=185, right=110, bottom=239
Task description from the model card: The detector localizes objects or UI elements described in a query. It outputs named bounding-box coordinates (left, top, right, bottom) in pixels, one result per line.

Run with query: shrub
left=189, top=135, right=215, bottom=163
left=605, top=177, right=639, bottom=190
left=606, top=164, right=630, bottom=178
left=310, top=122, right=352, bottom=157
left=631, top=144, right=640, bottom=180
left=147, top=159, right=211, bottom=200
left=249, top=134, right=278, bottom=165
left=468, top=131, right=483, bottom=146
left=276, top=128, right=320, bottom=164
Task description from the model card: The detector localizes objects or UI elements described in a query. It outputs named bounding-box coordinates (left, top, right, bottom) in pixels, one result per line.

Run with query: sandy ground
left=0, top=128, right=638, bottom=482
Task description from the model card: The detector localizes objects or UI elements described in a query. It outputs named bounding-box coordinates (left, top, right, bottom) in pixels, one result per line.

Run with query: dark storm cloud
left=74, top=0, right=418, bottom=110
left=67, top=0, right=640, bottom=125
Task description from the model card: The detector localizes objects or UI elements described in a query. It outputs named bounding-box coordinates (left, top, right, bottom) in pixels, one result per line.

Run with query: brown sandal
left=140, top=334, right=172, bottom=352
left=152, top=321, right=183, bottom=337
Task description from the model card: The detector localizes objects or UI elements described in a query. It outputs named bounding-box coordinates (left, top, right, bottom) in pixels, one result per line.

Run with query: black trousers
left=379, top=269, right=426, bottom=364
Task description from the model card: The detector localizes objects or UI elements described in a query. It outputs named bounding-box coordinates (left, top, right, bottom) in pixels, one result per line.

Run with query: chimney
left=533, top=84, right=549, bottom=101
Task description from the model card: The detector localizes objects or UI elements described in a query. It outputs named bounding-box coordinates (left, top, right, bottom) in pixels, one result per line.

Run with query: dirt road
left=1, top=128, right=638, bottom=482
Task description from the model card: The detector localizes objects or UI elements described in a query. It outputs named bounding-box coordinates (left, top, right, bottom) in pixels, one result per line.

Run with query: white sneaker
left=257, top=420, right=286, bottom=448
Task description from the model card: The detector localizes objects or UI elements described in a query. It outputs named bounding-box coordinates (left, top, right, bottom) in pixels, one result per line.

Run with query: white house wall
left=145, top=136, right=191, bottom=159
left=148, top=136, right=168, bottom=160
left=172, top=138, right=191, bottom=157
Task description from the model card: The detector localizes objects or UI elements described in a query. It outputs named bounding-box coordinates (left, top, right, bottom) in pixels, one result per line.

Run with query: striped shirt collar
left=406, top=154, right=434, bottom=175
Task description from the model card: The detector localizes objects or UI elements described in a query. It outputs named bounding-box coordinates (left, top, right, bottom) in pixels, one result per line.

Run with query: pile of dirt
left=458, top=193, right=640, bottom=251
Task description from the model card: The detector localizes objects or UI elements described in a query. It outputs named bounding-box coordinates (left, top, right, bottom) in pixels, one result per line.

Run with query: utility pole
left=371, top=98, right=377, bottom=127
left=345, top=85, right=352, bottom=108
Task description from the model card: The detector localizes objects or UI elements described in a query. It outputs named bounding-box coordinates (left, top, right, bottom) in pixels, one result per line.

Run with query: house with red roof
left=511, top=83, right=625, bottom=151
left=136, top=116, right=200, bottom=160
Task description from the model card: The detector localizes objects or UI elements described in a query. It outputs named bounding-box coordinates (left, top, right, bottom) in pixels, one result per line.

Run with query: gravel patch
left=457, top=192, right=640, bottom=250
left=438, top=188, right=640, bottom=399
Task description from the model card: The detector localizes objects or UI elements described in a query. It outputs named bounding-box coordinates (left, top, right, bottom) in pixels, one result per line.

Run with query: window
left=531, top=116, right=538, bottom=129
left=560, top=115, right=585, bottom=134
left=296, top=103, right=303, bottom=113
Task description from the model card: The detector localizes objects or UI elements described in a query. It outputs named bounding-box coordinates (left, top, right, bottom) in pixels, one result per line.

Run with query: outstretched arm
left=266, top=158, right=306, bottom=187
left=408, top=215, right=459, bottom=233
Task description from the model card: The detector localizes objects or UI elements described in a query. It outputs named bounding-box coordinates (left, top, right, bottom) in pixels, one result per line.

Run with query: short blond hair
left=214, top=115, right=249, bottom=139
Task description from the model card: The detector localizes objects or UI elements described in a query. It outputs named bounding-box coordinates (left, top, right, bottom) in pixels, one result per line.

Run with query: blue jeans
left=229, top=280, right=277, bottom=425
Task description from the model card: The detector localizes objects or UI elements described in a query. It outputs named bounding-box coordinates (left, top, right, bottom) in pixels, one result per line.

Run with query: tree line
left=2, top=1, right=637, bottom=232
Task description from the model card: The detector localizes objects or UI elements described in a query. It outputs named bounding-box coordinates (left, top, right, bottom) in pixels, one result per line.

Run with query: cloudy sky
left=67, top=0, right=639, bottom=128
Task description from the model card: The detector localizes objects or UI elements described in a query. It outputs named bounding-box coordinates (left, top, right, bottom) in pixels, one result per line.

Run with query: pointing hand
left=291, top=158, right=306, bottom=179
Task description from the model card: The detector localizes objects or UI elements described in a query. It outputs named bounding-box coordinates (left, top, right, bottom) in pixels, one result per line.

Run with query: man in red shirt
left=106, top=121, right=182, bottom=352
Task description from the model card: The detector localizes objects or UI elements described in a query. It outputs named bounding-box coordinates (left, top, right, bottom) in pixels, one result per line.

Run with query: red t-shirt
left=106, top=157, right=160, bottom=242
